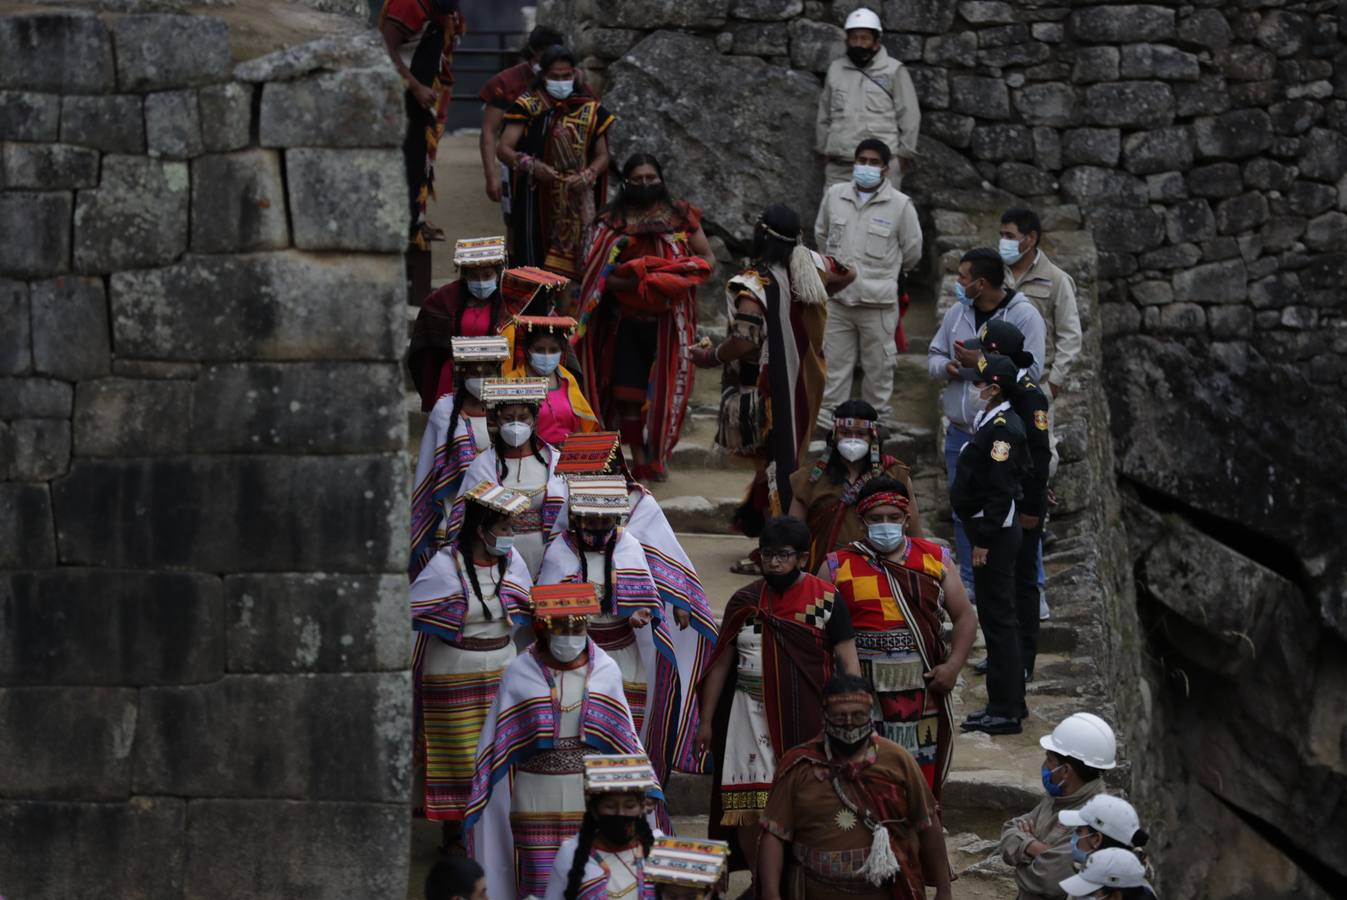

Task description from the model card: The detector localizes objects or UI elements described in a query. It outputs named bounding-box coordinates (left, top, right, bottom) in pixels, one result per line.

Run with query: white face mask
left=545, top=78, right=574, bottom=100
left=549, top=633, right=587, bottom=662
left=530, top=351, right=562, bottom=375
left=836, top=438, right=870, bottom=462
left=999, top=237, right=1026, bottom=264
left=466, top=277, right=496, bottom=299
left=464, top=377, right=484, bottom=399
left=853, top=164, right=883, bottom=190
left=500, top=420, right=533, bottom=448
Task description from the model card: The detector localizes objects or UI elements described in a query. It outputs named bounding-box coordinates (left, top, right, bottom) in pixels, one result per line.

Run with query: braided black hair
left=457, top=502, right=507, bottom=620
left=574, top=525, right=617, bottom=613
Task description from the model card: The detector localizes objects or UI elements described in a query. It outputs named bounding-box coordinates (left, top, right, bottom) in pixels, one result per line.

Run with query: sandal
left=730, top=557, right=761, bottom=576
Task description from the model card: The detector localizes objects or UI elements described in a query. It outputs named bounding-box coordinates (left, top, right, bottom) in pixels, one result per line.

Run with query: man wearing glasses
left=695, top=517, right=862, bottom=895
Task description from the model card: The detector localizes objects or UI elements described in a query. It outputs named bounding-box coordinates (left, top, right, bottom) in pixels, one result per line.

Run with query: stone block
left=1070, top=5, right=1174, bottom=43
left=197, top=82, right=253, bottom=153
left=882, top=32, right=924, bottom=63
left=1173, top=259, right=1247, bottom=303
left=1175, top=77, right=1230, bottom=117
left=144, top=89, right=203, bottom=159
left=1280, top=306, right=1317, bottom=329
left=1285, top=180, right=1337, bottom=217
left=1119, top=43, right=1199, bottom=81
left=949, top=75, right=1009, bottom=119
left=1187, top=162, right=1243, bottom=199
left=959, top=1, right=1013, bottom=24
left=191, top=362, right=404, bottom=453
left=1032, top=126, right=1060, bottom=170
left=907, top=65, right=948, bottom=111
left=53, top=456, right=405, bottom=572
left=1032, top=23, right=1063, bottom=44
left=1248, top=273, right=1296, bottom=309
left=727, top=22, right=788, bottom=55
left=1130, top=280, right=1172, bottom=306
left=225, top=573, right=410, bottom=673
left=1201, top=236, right=1239, bottom=262
left=881, top=0, right=957, bottom=34
left=9, top=419, right=70, bottom=481
left=978, top=42, right=1050, bottom=69
left=1305, top=211, right=1347, bottom=252
left=0, top=377, right=71, bottom=418
left=59, top=94, right=144, bottom=153
left=183, top=800, right=406, bottom=900
left=190, top=150, right=290, bottom=253
left=110, top=14, right=230, bottom=91
left=0, top=570, right=224, bottom=686
left=0, top=423, right=9, bottom=480
left=1061, top=128, right=1120, bottom=167
left=1, top=141, right=99, bottom=188
left=1259, top=216, right=1307, bottom=253
left=1215, top=45, right=1275, bottom=82
left=1060, top=166, right=1147, bottom=208
left=923, top=32, right=976, bottom=67
left=924, top=112, right=974, bottom=148
left=133, top=672, right=410, bottom=799
left=0, top=483, right=55, bottom=569
left=285, top=148, right=404, bottom=252
left=1166, top=199, right=1215, bottom=244
left=0, top=798, right=186, bottom=900
left=1070, top=46, right=1118, bottom=83
left=0, top=12, right=115, bottom=94
left=1139, top=242, right=1200, bottom=271
left=73, top=156, right=188, bottom=272
left=259, top=68, right=408, bottom=148
left=1242, top=158, right=1293, bottom=192
left=1208, top=305, right=1252, bottom=340
left=1146, top=171, right=1187, bottom=202
left=1215, top=192, right=1269, bottom=235
left=1151, top=301, right=1205, bottom=334
left=1122, top=126, right=1193, bottom=176
left=589, top=0, right=728, bottom=27
left=0, top=191, right=70, bottom=278
left=787, top=19, right=843, bottom=73
left=1013, top=83, right=1077, bottom=127
left=72, top=377, right=192, bottom=457
left=0, top=280, right=30, bottom=375
left=0, top=687, right=137, bottom=798
left=0, top=91, right=61, bottom=140
left=1084, top=81, right=1174, bottom=128
left=1175, top=9, right=1232, bottom=51
left=996, top=162, right=1055, bottom=196
left=1269, top=99, right=1321, bottom=136
left=1254, top=10, right=1310, bottom=57
left=578, top=28, right=645, bottom=58
left=1193, top=110, right=1273, bottom=161
left=30, top=275, right=110, bottom=379
left=730, top=0, right=801, bottom=19
left=971, top=125, right=1032, bottom=162
left=1085, top=206, right=1165, bottom=253
left=1298, top=128, right=1347, bottom=183
left=111, top=252, right=402, bottom=362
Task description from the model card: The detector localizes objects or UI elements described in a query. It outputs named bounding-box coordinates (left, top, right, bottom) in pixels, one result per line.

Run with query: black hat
left=759, top=204, right=801, bottom=243
left=959, top=352, right=1020, bottom=387
left=965, top=319, right=1035, bottom=369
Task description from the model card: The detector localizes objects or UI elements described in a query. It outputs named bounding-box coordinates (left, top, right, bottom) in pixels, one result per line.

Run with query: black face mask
left=624, top=183, right=664, bottom=207
left=763, top=570, right=800, bottom=595
left=595, top=813, right=639, bottom=845
left=846, top=46, right=877, bottom=68
left=579, top=528, right=614, bottom=551
left=827, top=733, right=871, bottom=757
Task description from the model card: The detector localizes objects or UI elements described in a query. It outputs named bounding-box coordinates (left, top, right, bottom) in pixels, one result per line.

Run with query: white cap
left=844, top=7, right=882, bottom=33
left=1059, top=795, right=1141, bottom=846
left=1059, top=848, right=1151, bottom=897
left=1039, top=712, right=1118, bottom=770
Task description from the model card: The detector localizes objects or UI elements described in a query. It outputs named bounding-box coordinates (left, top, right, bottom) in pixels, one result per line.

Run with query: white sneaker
left=1039, top=592, right=1051, bottom=621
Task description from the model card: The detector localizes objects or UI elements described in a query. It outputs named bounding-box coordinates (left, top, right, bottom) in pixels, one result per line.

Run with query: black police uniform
left=1007, top=374, right=1051, bottom=679
left=949, top=401, right=1027, bottom=723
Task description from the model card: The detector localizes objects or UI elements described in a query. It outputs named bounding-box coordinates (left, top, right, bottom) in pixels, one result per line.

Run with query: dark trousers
left=1015, top=519, right=1045, bottom=679
left=974, top=522, right=1024, bottom=719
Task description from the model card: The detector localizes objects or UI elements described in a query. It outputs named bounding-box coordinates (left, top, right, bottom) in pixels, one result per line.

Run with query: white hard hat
left=1039, top=712, right=1118, bottom=769
left=1059, top=795, right=1141, bottom=845
left=1059, top=848, right=1150, bottom=898
left=844, top=7, right=883, bottom=33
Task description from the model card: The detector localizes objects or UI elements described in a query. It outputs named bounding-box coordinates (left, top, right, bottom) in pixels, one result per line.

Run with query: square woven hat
left=451, top=335, right=510, bottom=363
left=582, top=753, right=661, bottom=796
left=565, top=475, right=630, bottom=517
left=479, top=377, right=549, bottom=407
left=463, top=481, right=529, bottom=516
left=453, top=235, right=506, bottom=268
left=644, top=837, right=730, bottom=888
left=530, top=583, right=600, bottom=619
left=556, top=432, right=621, bottom=475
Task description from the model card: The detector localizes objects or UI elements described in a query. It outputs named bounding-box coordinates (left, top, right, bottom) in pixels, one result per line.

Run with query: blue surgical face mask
left=999, top=237, right=1026, bottom=264
left=853, top=163, right=883, bottom=189
left=545, top=78, right=574, bottom=100
left=486, top=533, right=514, bottom=557
left=1042, top=764, right=1066, bottom=797
left=955, top=281, right=976, bottom=307
left=1070, top=831, right=1090, bottom=866
left=466, top=277, right=496, bottom=299
left=867, top=522, right=904, bottom=552
left=530, top=350, right=562, bottom=375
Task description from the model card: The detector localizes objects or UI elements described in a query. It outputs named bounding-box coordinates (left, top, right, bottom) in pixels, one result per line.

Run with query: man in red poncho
left=574, top=153, right=715, bottom=482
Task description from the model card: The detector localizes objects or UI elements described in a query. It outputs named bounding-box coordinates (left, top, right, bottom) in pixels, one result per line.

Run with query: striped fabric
left=510, top=810, right=585, bottom=898
left=422, top=666, right=508, bottom=821
left=409, top=403, right=478, bottom=580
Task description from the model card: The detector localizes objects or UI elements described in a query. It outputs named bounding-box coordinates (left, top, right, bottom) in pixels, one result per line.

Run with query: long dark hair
left=751, top=203, right=801, bottom=268
left=490, top=403, right=548, bottom=480
left=533, top=45, right=578, bottom=89
left=606, top=153, right=672, bottom=218
left=824, top=399, right=880, bottom=485
left=573, top=521, right=617, bottom=613
left=563, top=802, right=657, bottom=900
left=457, top=501, right=508, bottom=620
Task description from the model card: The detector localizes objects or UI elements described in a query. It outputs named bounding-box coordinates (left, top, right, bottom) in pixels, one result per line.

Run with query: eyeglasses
left=759, top=549, right=798, bottom=564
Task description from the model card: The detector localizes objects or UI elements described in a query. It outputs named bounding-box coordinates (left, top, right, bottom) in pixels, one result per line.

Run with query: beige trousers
left=817, top=301, right=900, bottom=428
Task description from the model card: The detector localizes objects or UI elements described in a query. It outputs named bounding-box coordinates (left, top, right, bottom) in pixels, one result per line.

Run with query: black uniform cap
left=959, top=352, right=1021, bottom=387
left=965, top=319, right=1035, bottom=370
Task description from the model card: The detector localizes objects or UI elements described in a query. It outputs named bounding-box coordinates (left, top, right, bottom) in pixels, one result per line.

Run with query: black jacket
left=1007, top=377, right=1052, bottom=519
left=949, top=403, right=1027, bottom=546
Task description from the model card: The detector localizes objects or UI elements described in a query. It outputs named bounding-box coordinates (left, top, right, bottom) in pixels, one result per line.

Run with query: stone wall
left=542, top=0, right=1347, bottom=894
left=0, top=10, right=411, bottom=898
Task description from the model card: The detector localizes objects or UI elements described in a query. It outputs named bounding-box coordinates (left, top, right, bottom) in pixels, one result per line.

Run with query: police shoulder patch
left=1034, top=409, right=1049, bottom=431
left=991, top=440, right=1011, bottom=462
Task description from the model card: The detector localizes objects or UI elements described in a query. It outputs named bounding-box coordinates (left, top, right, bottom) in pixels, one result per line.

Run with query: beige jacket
left=814, top=180, right=922, bottom=308
left=815, top=47, right=921, bottom=162
left=999, top=779, right=1107, bottom=900
left=1005, top=250, right=1082, bottom=390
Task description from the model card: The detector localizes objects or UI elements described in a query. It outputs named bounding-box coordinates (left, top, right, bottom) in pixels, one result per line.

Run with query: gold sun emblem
left=834, top=809, right=858, bottom=831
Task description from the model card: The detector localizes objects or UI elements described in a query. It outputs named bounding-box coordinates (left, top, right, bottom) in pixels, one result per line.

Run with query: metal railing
left=450, top=29, right=527, bottom=100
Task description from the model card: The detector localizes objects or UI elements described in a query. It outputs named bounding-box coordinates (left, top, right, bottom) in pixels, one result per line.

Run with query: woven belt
left=451, top=633, right=512, bottom=652
left=794, top=844, right=889, bottom=892
left=735, top=672, right=764, bottom=702
left=854, top=629, right=918, bottom=655
left=589, top=619, right=636, bottom=650
left=517, top=737, right=587, bottom=774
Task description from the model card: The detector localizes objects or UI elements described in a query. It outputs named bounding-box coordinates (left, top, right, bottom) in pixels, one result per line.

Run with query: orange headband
left=857, top=491, right=910, bottom=516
